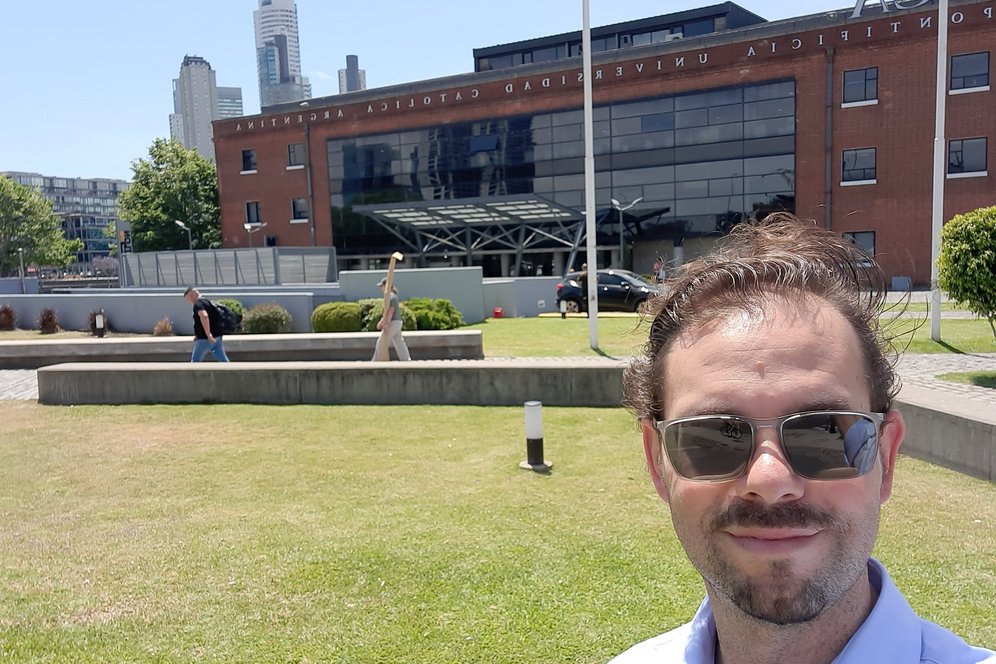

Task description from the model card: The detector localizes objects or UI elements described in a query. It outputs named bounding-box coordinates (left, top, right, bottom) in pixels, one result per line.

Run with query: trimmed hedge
left=311, top=301, right=363, bottom=332
left=358, top=298, right=416, bottom=331
left=241, top=303, right=292, bottom=334
left=404, top=297, right=464, bottom=330
left=308, top=298, right=464, bottom=332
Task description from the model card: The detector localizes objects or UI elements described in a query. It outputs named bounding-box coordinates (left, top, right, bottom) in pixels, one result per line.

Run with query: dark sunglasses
left=652, top=410, right=885, bottom=481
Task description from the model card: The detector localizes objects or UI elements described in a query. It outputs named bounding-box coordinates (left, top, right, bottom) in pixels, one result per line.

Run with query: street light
left=610, top=196, right=643, bottom=269
left=300, top=101, right=317, bottom=247
left=174, top=219, right=193, bottom=250
left=243, top=222, right=268, bottom=248
left=17, top=248, right=25, bottom=294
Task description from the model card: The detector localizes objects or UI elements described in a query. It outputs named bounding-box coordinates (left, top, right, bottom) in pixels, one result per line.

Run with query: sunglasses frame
left=652, top=410, right=886, bottom=482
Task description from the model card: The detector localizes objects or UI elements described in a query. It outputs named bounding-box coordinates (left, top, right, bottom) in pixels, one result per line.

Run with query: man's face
left=641, top=296, right=904, bottom=624
left=184, top=291, right=198, bottom=305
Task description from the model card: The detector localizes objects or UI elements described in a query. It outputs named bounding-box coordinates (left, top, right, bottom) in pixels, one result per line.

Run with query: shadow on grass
left=936, top=340, right=967, bottom=355
left=969, top=374, right=996, bottom=389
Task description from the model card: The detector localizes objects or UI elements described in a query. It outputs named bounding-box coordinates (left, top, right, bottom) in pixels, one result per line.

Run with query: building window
left=843, top=231, right=876, bottom=266
left=950, top=52, right=989, bottom=90
left=246, top=201, right=261, bottom=224
left=842, top=67, right=878, bottom=104
left=292, top=197, right=309, bottom=220
left=288, top=143, right=305, bottom=167
left=841, top=148, right=876, bottom=183
left=241, top=149, right=257, bottom=172
left=947, top=138, right=987, bottom=176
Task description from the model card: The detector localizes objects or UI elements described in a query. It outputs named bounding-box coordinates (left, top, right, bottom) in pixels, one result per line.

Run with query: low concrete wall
left=32, top=362, right=995, bottom=482
left=895, top=384, right=995, bottom=483
left=0, top=292, right=318, bottom=334
left=483, top=277, right=562, bottom=318
left=37, top=359, right=624, bottom=407
left=1, top=330, right=483, bottom=368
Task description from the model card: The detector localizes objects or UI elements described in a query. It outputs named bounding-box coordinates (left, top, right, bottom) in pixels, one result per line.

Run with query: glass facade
left=326, top=80, right=796, bottom=255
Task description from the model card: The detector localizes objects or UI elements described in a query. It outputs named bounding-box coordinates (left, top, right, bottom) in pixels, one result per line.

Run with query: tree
left=116, top=138, right=221, bottom=252
left=938, top=205, right=996, bottom=339
left=0, top=176, right=83, bottom=277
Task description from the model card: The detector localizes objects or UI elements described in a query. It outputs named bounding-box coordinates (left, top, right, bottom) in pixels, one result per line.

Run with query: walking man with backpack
left=183, top=287, right=231, bottom=362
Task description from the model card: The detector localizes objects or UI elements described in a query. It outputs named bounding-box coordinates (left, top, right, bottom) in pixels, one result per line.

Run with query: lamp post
left=300, top=101, right=317, bottom=247
left=17, top=248, right=25, bottom=294
left=610, top=197, right=643, bottom=269
left=174, top=219, right=193, bottom=250
left=243, top=222, right=268, bottom=248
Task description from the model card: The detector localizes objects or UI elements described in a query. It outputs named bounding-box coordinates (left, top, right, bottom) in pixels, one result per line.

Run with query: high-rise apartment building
left=217, top=87, right=244, bottom=119
left=254, top=0, right=311, bottom=108
left=169, top=56, right=244, bottom=162
left=2, top=171, right=129, bottom=269
left=338, top=54, right=366, bottom=93
left=170, top=56, right=218, bottom=161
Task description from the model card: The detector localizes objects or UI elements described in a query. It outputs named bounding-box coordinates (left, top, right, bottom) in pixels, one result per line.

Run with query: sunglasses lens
left=781, top=413, right=879, bottom=479
left=663, top=418, right=752, bottom=480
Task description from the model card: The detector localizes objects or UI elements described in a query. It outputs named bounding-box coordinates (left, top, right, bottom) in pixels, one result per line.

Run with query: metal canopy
left=353, top=195, right=586, bottom=269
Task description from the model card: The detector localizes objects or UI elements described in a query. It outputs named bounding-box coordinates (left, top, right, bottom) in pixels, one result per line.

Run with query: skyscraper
left=217, top=87, right=244, bottom=119
left=338, top=55, right=367, bottom=94
left=169, top=56, right=243, bottom=162
left=254, top=0, right=311, bottom=108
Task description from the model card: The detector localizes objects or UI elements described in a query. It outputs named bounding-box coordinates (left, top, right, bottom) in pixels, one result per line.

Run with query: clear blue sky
left=1, top=0, right=847, bottom=181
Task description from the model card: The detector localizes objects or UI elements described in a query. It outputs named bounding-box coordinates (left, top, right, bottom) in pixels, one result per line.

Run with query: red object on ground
left=493, top=307, right=504, bottom=318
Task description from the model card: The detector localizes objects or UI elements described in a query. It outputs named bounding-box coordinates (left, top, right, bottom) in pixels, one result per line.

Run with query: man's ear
left=641, top=418, right=670, bottom=503
left=878, top=408, right=905, bottom=503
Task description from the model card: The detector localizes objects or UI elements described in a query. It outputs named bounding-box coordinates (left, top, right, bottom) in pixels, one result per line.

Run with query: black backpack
left=210, top=300, right=242, bottom=335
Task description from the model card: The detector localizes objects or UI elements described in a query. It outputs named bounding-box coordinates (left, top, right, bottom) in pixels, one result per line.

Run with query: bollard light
left=520, top=400, right=552, bottom=472
left=559, top=298, right=567, bottom=319
left=95, top=313, right=105, bottom=338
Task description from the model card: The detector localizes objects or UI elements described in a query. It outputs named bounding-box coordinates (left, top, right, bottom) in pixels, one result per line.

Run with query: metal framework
left=353, top=194, right=587, bottom=273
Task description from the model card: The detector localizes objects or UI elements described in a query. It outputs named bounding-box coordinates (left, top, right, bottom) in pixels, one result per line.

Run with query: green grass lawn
left=0, top=403, right=993, bottom=662
left=937, top=371, right=996, bottom=389
left=884, top=318, right=996, bottom=354
left=465, top=316, right=995, bottom=358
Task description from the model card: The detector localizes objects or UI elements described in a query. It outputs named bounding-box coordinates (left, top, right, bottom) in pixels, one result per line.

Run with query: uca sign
left=852, top=0, right=933, bottom=19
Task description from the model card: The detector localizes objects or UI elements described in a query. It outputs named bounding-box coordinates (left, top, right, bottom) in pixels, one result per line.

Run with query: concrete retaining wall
left=37, top=360, right=624, bottom=407
left=0, top=292, right=319, bottom=334
left=0, top=330, right=483, bottom=368
left=32, top=362, right=994, bottom=482
left=895, top=384, right=995, bottom=483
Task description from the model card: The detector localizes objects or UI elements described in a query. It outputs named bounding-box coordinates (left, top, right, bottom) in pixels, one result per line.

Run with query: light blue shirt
left=610, top=559, right=995, bottom=663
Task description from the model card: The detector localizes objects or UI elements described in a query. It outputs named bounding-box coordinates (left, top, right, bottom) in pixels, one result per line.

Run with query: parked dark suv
left=555, top=269, right=657, bottom=313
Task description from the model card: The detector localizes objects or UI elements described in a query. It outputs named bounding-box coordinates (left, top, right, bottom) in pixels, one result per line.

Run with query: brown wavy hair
left=622, top=213, right=900, bottom=420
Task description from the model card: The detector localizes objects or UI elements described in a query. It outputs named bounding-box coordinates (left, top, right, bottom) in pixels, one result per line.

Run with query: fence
left=121, top=247, right=338, bottom=287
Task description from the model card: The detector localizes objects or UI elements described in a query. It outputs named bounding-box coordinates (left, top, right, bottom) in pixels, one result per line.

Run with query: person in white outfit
left=372, top=277, right=411, bottom=361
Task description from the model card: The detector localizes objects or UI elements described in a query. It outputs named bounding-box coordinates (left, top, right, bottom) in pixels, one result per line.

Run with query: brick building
left=213, top=1, right=994, bottom=284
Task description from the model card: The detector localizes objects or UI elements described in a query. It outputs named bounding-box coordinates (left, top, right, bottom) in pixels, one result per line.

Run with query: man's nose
left=736, top=428, right=805, bottom=503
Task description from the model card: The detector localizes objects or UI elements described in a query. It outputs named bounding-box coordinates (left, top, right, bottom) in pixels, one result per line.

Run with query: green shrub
left=311, top=301, right=363, bottom=332
left=0, top=304, right=15, bottom=331
left=39, top=308, right=59, bottom=334
left=358, top=298, right=416, bottom=331
left=87, top=309, right=111, bottom=336
left=241, top=303, right=292, bottom=334
left=939, top=205, right=996, bottom=339
left=404, top=297, right=465, bottom=330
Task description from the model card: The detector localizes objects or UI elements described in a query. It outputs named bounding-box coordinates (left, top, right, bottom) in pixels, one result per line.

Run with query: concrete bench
left=0, top=330, right=483, bottom=369
left=36, top=359, right=626, bottom=408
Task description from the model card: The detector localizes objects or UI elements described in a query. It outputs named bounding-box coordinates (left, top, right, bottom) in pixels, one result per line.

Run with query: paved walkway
left=3, top=353, right=994, bottom=407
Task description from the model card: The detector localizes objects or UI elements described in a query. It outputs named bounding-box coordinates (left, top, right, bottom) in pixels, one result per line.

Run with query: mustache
left=710, top=500, right=844, bottom=532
